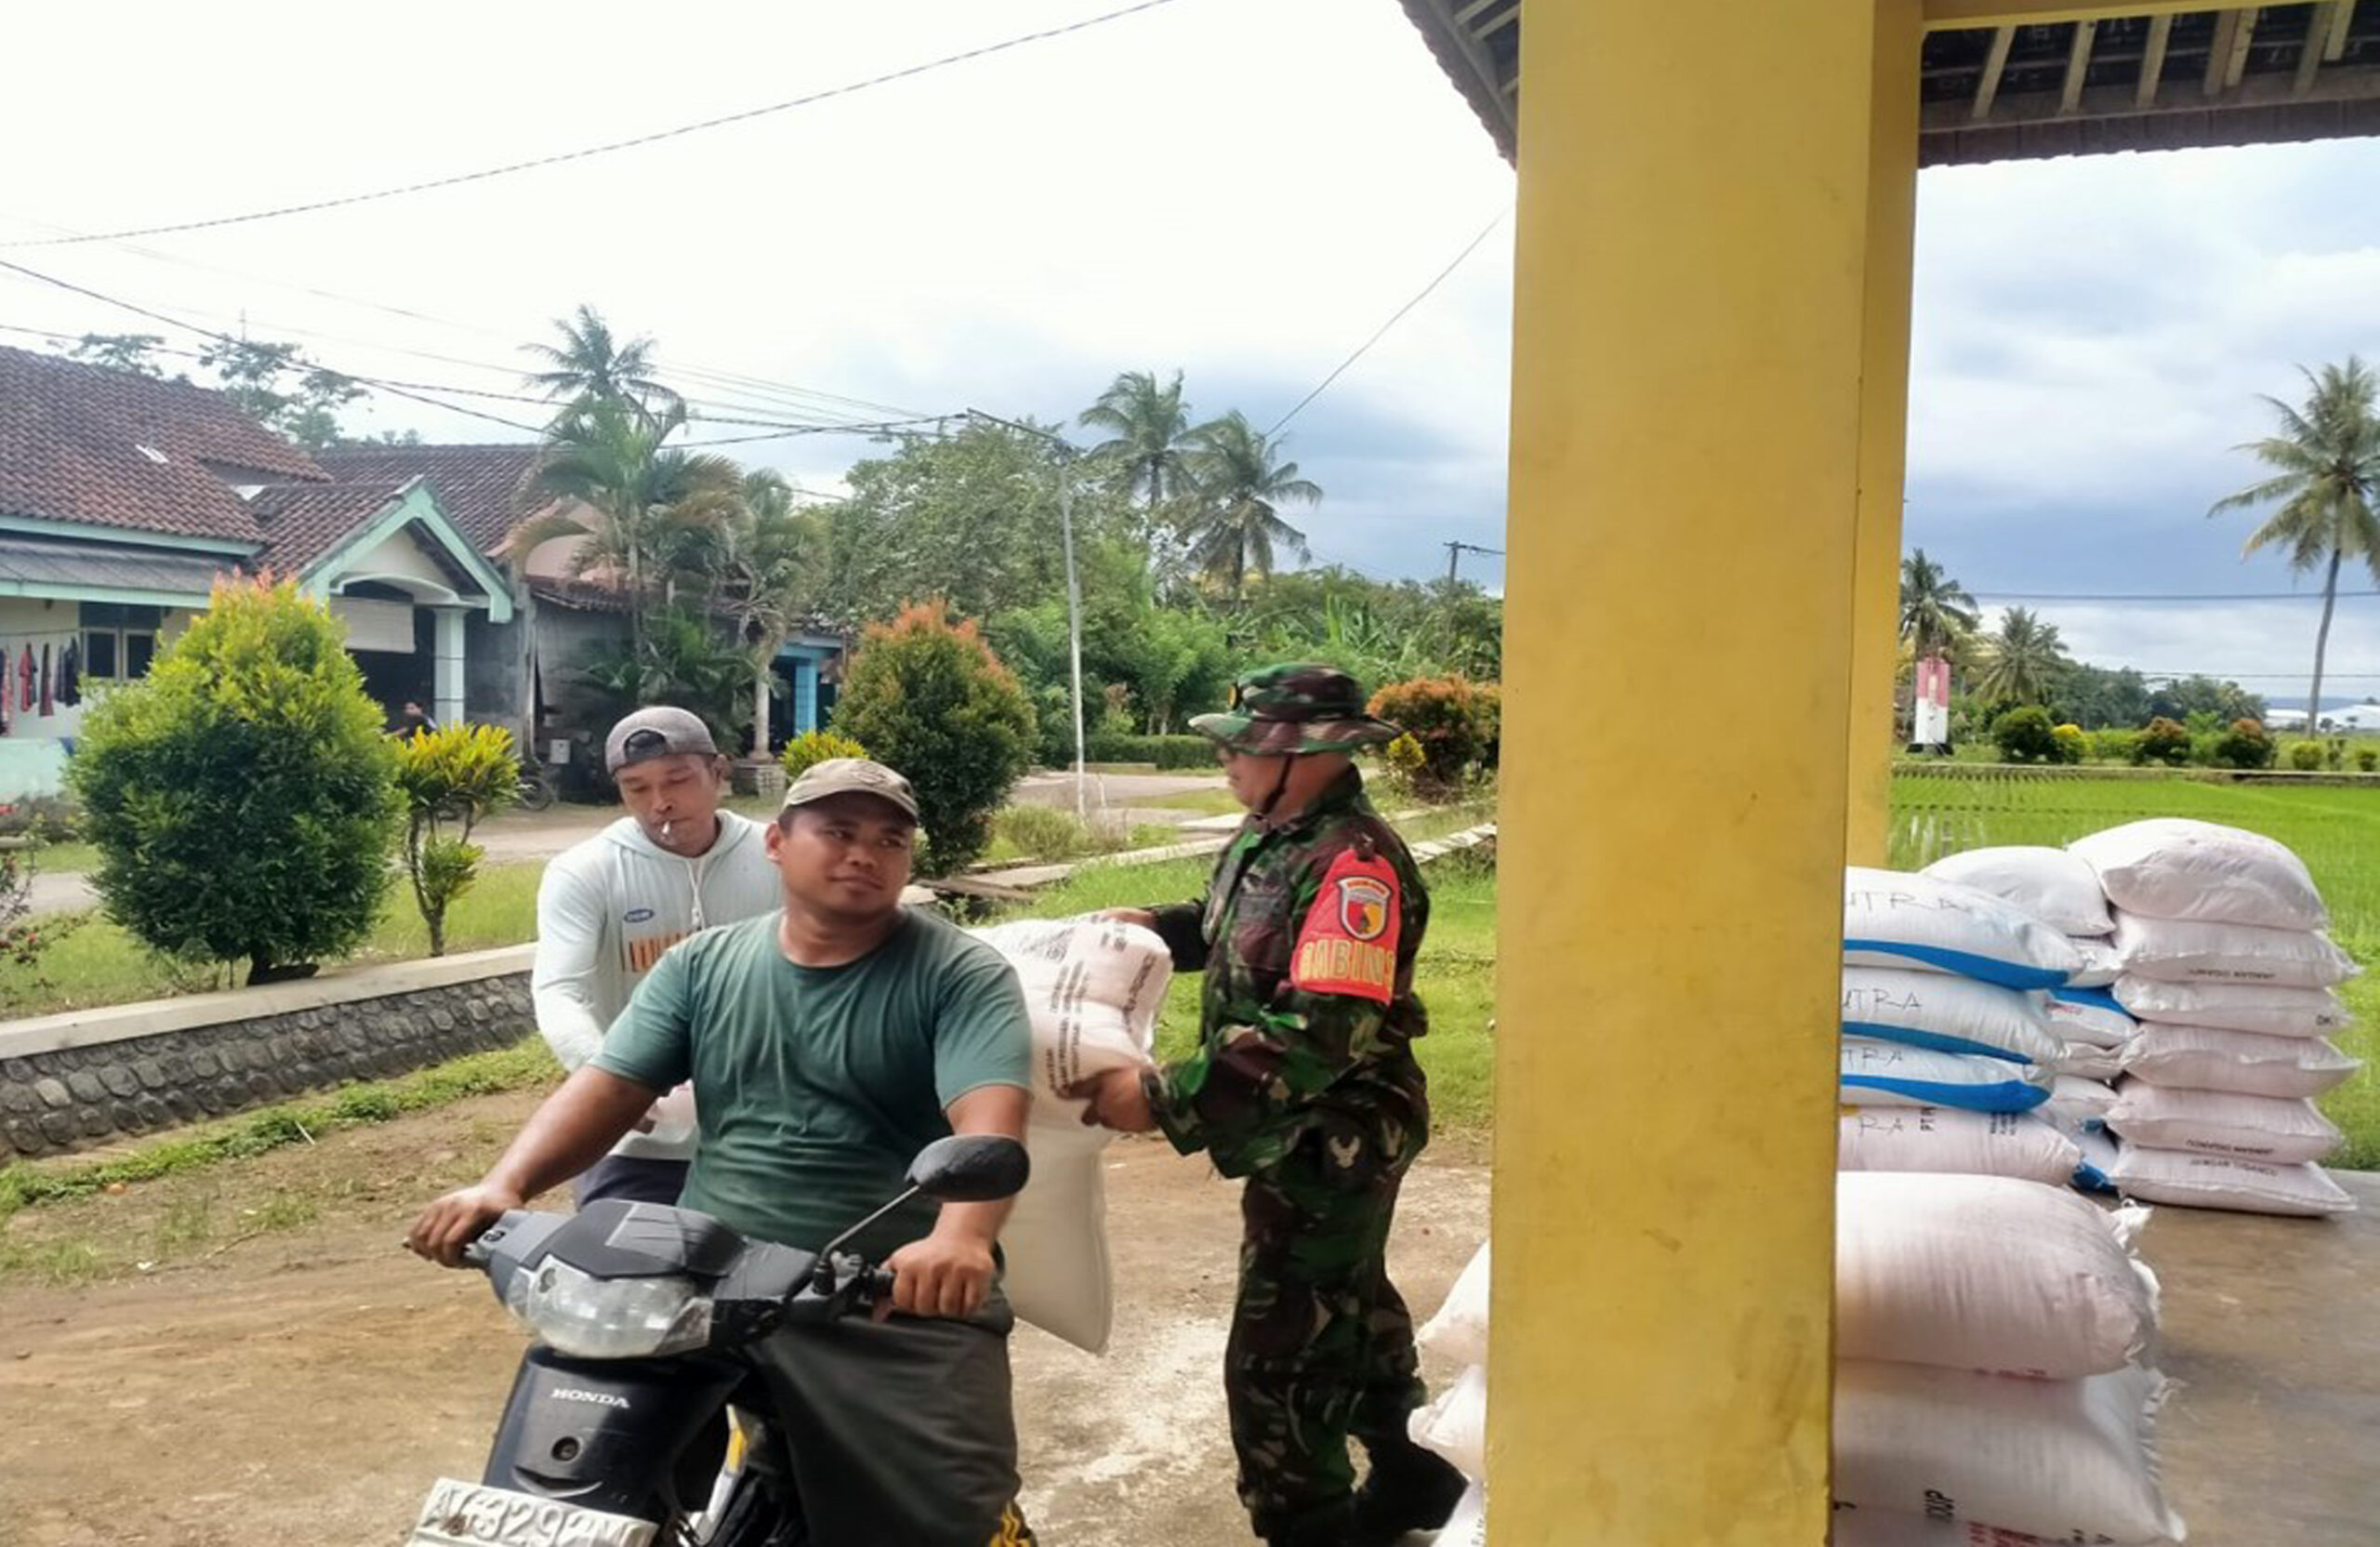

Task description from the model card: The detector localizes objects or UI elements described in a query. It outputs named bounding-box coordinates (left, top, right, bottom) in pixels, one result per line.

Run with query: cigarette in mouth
left=661, top=820, right=674, bottom=841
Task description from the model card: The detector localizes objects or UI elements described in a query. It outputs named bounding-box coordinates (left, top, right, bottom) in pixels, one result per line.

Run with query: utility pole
left=966, top=409, right=1088, bottom=823
left=1444, top=540, right=1504, bottom=584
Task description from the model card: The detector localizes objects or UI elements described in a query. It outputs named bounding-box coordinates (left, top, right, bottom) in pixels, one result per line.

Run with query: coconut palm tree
left=2210, top=357, right=2380, bottom=732
left=705, top=469, right=824, bottom=753
left=1975, top=606, right=2070, bottom=707
left=1898, top=549, right=1980, bottom=660
left=521, top=303, right=682, bottom=422
left=1079, top=370, right=1196, bottom=514
left=1179, top=412, right=1320, bottom=602
left=505, top=396, right=743, bottom=653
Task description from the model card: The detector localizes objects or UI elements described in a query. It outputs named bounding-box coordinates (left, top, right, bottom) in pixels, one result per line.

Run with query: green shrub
left=1368, top=675, right=1489, bottom=796
left=393, top=723, right=520, bottom=956
left=2359, top=747, right=2379, bottom=774
left=832, top=600, right=1037, bottom=875
left=1084, top=733, right=1213, bottom=770
left=2087, top=728, right=2142, bottom=764
left=2211, top=719, right=2276, bottom=771
left=1469, top=682, right=1502, bottom=770
left=2286, top=738, right=2326, bottom=772
left=69, top=575, right=400, bottom=984
left=2051, top=722, right=2088, bottom=766
left=2135, top=717, right=2192, bottom=767
left=780, top=728, right=869, bottom=782
left=1991, top=706, right=2059, bottom=764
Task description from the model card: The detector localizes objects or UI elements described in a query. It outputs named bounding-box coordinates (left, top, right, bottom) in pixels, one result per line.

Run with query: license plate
left=404, top=1477, right=658, bottom=1547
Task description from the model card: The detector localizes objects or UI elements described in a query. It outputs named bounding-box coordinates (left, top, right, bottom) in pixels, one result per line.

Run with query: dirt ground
left=0, top=1091, right=1485, bottom=1547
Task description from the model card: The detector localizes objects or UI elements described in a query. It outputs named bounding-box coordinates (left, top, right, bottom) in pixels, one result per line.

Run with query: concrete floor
left=2145, top=1168, right=2380, bottom=1547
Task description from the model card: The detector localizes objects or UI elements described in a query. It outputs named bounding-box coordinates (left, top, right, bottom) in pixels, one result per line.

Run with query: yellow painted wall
left=1490, top=0, right=1902, bottom=1540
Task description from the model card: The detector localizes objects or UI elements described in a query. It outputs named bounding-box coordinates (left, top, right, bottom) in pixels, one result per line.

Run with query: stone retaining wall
left=0, top=946, right=536, bottom=1160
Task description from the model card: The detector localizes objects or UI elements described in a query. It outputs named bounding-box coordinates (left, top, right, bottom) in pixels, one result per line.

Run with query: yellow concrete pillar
left=1846, top=0, right=1924, bottom=866
left=1489, top=2, right=1891, bottom=1541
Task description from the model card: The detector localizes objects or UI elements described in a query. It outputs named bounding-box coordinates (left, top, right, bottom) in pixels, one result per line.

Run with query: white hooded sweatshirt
left=532, top=811, right=783, bottom=1161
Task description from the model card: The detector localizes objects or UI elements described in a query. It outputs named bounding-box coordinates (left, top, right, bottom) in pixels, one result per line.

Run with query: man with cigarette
left=531, top=706, right=780, bottom=1205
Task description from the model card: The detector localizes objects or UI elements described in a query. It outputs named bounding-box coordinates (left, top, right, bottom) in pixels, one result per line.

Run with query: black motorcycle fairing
left=483, top=1345, right=744, bottom=1522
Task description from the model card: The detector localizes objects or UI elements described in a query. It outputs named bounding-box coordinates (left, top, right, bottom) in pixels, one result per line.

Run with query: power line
left=1974, top=587, right=2380, bottom=602
left=0, top=0, right=1186, bottom=250
left=1265, top=206, right=1509, bottom=438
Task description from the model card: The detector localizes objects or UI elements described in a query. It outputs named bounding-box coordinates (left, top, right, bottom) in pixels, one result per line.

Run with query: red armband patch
left=1289, top=848, right=1401, bottom=1004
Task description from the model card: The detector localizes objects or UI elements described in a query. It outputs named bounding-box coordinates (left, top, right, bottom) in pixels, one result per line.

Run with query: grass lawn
left=0, top=863, right=545, bottom=1017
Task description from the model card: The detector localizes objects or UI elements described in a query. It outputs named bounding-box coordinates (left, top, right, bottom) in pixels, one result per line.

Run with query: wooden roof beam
left=1451, top=0, right=1501, bottom=24
left=2325, top=0, right=2358, bottom=60
left=1926, top=1, right=2254, bottom=29
left=1975, top=25, right=2017, bottom=119
left=2060, top=20, right=2097, bottom=114
left=2205, top=8, right=2242, bottom=96
left=2299, top=2, right=2339, bottom=93
left=2138, top=12, right=2175, bottom=107
left=2228, top=7, right=2261, bottom=89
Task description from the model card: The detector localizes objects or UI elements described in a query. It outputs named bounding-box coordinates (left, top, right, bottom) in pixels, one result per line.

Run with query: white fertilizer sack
left=1836, top=1173, right=2158, bottom=1379
left=2122, top=1024, right=2361, bottom=1100
left=2110, top=913, right=2357, bottom=990
left=1841, top=1038, right=2051, bottom=1114
left=2071, top=817, right=2328, bottom=932
left=2112, top=976, right=2353, bottom=1039
left=1841, top=968, right=2063, bottom=1065
left=2105, top=1082, right=2343, bottom=1164
left=1837, top=1106, right=2082, bottom=1188
left=1419, top=1240, right=1490, bottom=1367
left=1832, top=1361, right=2184, bottom=1545
left=1409, top=1362, right=1487, bottom=1478
left=1845, top=869, right=2083, bottom=990
left=2045, top=986, right=2137, bottom=1049
left=1924, top=846, right=2114, bottom=936
left=2109, top=1144, right=2358, bottom=1217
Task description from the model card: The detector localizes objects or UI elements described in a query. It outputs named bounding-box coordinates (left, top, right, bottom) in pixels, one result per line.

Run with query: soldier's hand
left=1091, top=907, right=1157, bottom=931
left=883, top=1225, right=997, bottom=1319
left=1075, top=1066, right=1157, bottom=1133
left=405, top=1183, right=523, bottom=1268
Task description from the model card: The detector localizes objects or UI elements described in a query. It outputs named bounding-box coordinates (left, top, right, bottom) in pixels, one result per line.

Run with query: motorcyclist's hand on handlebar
left=881, top=1228, right=997, bottom=1321
left=404, top=1183, right=524, bottom=1268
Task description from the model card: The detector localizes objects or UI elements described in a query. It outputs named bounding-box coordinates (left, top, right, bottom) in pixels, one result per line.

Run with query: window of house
left=80, top=602, right=165, bottom=681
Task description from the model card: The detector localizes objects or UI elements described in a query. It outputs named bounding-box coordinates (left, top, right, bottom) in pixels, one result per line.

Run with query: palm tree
left=1975, top=606, right=2070, bottom=706
left=2210, top=357, right=2380, bottom=732
left=505, top=396, right=744, bottom=653
left=1898, top=549, right=1980, bottom=660
left=521, top=303, right=682, bottom=422
left=1079, top=370, right=1196, bottom=514
left=1179, top=412, right=1321, bottom=601
left=706, top=469, right=823, bottom=754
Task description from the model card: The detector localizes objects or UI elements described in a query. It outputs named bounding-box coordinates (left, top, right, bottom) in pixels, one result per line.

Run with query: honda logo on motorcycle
left=549, top=1386, right=631, bottom=1410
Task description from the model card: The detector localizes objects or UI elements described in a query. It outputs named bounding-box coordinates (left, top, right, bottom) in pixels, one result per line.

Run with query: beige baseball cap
left=780, top=758, right=920, bottom=822
left=604, top=707, right=719, bottom=773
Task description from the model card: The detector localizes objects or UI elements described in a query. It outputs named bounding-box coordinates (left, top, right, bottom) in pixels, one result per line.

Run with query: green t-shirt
left=591, top=907, right=1031, bottom=1257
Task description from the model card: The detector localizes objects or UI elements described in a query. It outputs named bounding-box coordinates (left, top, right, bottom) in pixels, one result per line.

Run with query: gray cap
left=604, top=707, right=720, bottom=773
left=780, top=758, right=920, bottom=823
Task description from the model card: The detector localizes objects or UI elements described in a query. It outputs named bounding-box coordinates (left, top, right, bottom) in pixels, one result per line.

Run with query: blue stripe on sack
left=2071, top=1160, right=2116, bottom=1194
left=1842, top=939, right=2071, bottom=991
left=2050, top=985, right=2126, bottom=1013
left=1840, top=1020, right=2037, bottom=1064
left=1839, top=1073, right=2052, bottom=1113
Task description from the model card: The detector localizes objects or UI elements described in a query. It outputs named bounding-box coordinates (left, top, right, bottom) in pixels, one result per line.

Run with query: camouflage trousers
left=1224, top=1103, right=1428, bottom=1540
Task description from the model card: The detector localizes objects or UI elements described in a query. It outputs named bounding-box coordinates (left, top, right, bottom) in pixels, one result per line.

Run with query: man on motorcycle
left=411, top=758, right=1037, bottom=1547
left=532, top=706, right=781, bottom=1205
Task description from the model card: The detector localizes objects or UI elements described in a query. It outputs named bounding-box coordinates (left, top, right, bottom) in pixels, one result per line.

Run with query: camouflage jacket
left=1144, top=768, right=1431, bottom=1177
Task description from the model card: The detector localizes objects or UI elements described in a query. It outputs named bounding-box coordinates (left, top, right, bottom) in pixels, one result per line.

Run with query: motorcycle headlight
left=503, top=1257, right=713, bottom=1358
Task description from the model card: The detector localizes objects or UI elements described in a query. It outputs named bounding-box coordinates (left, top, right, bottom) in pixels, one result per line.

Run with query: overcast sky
left=3, top=1, right=2376, bottom=703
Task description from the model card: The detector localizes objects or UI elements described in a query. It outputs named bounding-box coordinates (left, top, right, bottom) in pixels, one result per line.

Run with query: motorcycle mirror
left=905, top=1134, right=1031, bottom=1203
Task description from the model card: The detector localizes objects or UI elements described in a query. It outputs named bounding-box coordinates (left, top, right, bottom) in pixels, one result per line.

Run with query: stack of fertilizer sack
left=1915, top=846, right=2142, bottom=1192
left=1836, top=867, right=2079, bottom=1186
left=2071, top=820, right=2363, bottom=1218
left=970, top=915, right=1172, bottom=1352
left=1830, top=1172, right=2184, bottom=1545
left=1407, top=1242, right=1490, bottom=1542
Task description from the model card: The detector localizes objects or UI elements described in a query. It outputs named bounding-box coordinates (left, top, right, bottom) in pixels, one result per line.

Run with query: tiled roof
left=0, top=345, right=320, bottom=546
left=315, top=442, right=546, bottom=557
left=248, top=480, right=407, bottom=574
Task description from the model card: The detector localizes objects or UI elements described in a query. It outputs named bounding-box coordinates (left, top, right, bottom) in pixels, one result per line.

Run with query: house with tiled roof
left=0, top=346, right=513, bottom=798
left=317, top=443, right=849, bottom=760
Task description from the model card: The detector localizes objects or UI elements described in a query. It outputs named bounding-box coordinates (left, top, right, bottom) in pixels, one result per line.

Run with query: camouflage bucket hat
left=1189, top=662, right=1403, bottom=755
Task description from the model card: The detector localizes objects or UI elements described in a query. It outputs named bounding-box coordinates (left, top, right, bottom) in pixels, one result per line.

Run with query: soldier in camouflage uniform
left=1080, top=664, right=1468, bottom=1547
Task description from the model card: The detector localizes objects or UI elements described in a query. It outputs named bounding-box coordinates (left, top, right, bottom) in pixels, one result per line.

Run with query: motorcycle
left=402, top=1132, right=1030, bottom=1547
